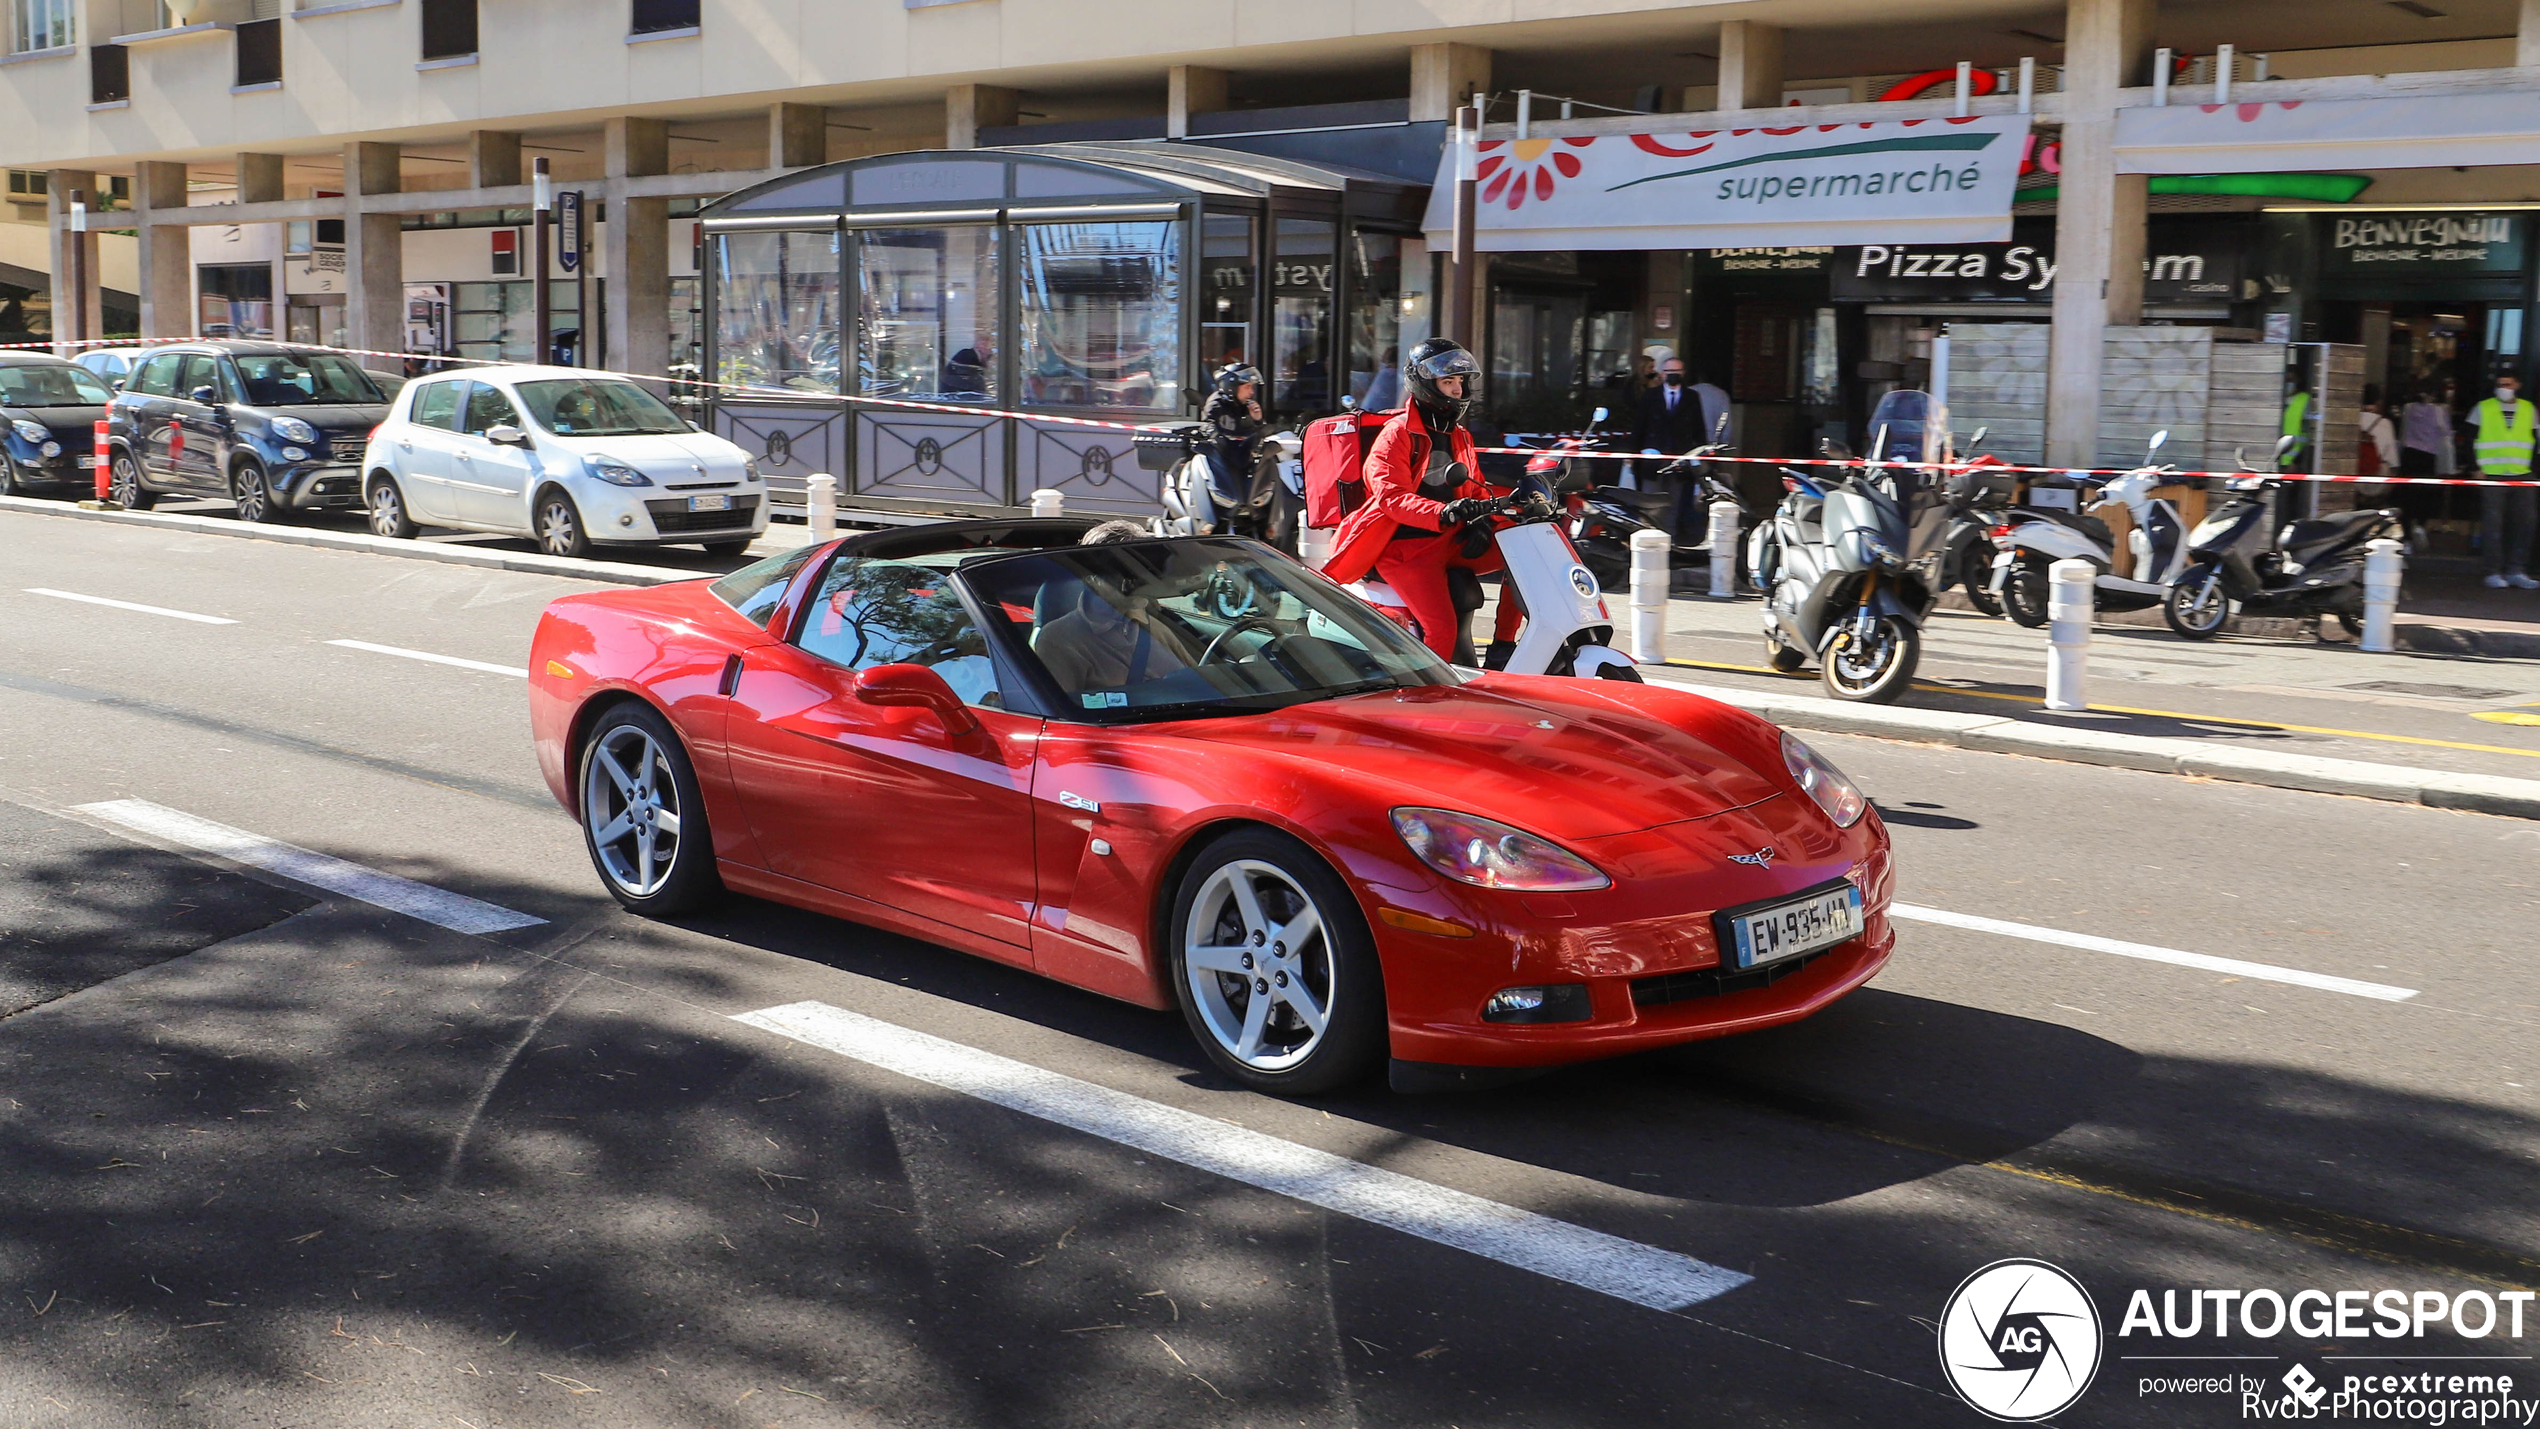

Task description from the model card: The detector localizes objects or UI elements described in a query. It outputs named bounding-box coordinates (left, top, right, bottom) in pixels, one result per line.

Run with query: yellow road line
left=1657, top=658, right=2540, bottom=761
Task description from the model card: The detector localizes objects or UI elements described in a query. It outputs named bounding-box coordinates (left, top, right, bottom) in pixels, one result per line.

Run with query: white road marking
left=1892, top=904, right=2418, bottom=1002
left=326, top=639, right=528, bottom=678
left=74, top=799, right=545, bottom=936
left=733, top=1000, right=1752, bottom=1312
left=24, top=588, right=237, bottom=625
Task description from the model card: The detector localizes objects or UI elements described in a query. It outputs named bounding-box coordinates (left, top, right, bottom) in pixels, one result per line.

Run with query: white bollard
left=2045, top=557, right=2094, bottom=712
left=1030, top=487, right=1065, bottom=517
left=805, top=473, right=838, bottom=541
left=1707, top=498, right=1740, bottom=598
left=1299, top=523, right=1335, bottom=571
left=2361, top=537, right=2403, bottom=653
left=1629, top=527, right=1669, bottom=663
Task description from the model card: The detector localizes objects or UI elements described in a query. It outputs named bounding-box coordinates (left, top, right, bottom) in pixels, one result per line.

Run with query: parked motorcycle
left=2164, top=436, right=2405, bottom=640
left=1934, top=427, right=2009, bottom=617
left=1512, top=408, right=1681, bottom=591
left=1747, top=437, right=1940, bottom=703
left=1987, top=430, right=2195, bottom=628
left=1151, top=422, right=1304, bottom=554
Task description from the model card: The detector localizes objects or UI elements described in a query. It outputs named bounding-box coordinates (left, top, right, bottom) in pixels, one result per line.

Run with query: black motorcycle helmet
left=1402, top=337, right=1479, bottom=423
left=1214, top=363, right=1263, bottom=400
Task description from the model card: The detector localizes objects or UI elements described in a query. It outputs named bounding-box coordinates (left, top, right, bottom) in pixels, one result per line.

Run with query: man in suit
left=1632, top=355, right=1729, bottom=538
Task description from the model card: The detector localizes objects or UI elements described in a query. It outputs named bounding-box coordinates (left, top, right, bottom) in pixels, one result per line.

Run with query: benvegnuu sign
left=1422, top=116, right=2029, bottom=252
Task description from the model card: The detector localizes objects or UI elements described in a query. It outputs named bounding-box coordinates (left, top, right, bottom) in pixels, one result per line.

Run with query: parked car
left=105, top=341, right=391, bottom=522
left=361, top=364, right=767, bottom=557
left=74, top=346, right=159, bottom=390
left=0, top=353, right=116, bottom=496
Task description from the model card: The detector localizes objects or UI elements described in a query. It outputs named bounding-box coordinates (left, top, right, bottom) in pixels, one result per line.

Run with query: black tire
left=0, top=461, right=19, bottom=497
left=1964, top=580, right=2005, bottom=618
left=535, top=487, right=591, bottom=559
left=1820, top=614, right=1922, bottom=704
left=231, top=462, right=288, bottom=524
left=700, top=538, right=754, bottom=557
left=1765, top=635, right=1808, bottom=673
left=1595, top=662, right=1645, bottom=683
left=2334, top=608, right=2366, bottom=639
left=2002, top=564, right=2050, bottom=628
left=1168, top=827, right=1385, bottom=1097
left=2164, top=562, right=2231, bottom=641
left=108, top=452, right=155, bottom=511
left=366, top=472, right=418, bottom=539
left=577, top=700, right=722, bottom=917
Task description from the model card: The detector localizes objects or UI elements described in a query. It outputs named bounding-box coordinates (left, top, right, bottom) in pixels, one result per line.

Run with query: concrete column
left=2045, top=0, right=2154, bottom=467
left=1168, top=65, right=1228, bottom=139
left=467, top=130, right=522, bottom=189
left=343, top=142, right=402, bottom=356
left=1715, top=21, right=1784, bottom=112
left=1410, top=43, right=1491, bottom=123
left=2523, top=0, right=2540, bottom=68
left=769, top=103, right=826, bottom=169
left=604, top=116, right=671, bottom=379
left=45, top=168, right=100, bottom=351
left=946, top=84, right=1020, bottom=150
left=235, top=152, right=284, bottom=204
left=131, top=161, right=191, bottom=341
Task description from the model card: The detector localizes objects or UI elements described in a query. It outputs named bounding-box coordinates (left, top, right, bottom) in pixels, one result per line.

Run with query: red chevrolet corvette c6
left=528, top=518, right=1894, bottom=1094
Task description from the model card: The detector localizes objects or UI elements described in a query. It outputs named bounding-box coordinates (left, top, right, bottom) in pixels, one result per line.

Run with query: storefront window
left=197, top=263, right=273, bottom=339
left=1202, top=213, right=1254, bottom=373
left=1272, top=217, right=1335, bottom=417
left=1345, top=231, right=1402, bottom=409
left=1017, top=220, right=1180, bottom=410
left=857, top=225, right=998, bottom=403
left=715, top=229, right=842, bottom=394
left=454, top=280, right=578, bottom=365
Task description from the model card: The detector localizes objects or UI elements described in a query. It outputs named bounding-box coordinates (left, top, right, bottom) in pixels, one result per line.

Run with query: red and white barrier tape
left=1474, top=444, right=2540, bottom=488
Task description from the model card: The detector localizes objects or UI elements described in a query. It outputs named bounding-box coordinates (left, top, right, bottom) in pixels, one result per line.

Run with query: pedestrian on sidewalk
left=2474, top=373, right=2539, bottom=589
left=2359, top=394, right=2398, bottom=480
left=2399, top=388, right=2452, bottom=477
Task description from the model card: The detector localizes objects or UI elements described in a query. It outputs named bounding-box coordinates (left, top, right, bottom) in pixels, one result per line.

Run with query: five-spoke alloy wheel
left=578, top=702, right=720, bottom=915
left=1171, top=829, right=1383, bottom=1095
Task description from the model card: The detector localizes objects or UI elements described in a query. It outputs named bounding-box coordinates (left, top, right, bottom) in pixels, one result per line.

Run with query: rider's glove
left=1437, top=496, right=1496, bottom=528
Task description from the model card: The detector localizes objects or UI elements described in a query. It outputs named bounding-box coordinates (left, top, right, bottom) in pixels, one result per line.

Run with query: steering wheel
left=1196, top=614, right=1287, bottom=668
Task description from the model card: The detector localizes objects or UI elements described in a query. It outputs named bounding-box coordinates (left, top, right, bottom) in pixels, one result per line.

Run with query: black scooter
left=2164, top=436, right=2405, bottom=640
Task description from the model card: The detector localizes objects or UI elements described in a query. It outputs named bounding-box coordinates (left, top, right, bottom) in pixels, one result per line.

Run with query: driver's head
left=1079, top=520, right=1149, bottom=545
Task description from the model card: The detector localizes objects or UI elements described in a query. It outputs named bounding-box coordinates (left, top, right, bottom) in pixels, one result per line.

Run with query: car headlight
left=270, top=416, right=319, bottom=444
left=1781, top=731, right=1866, bottom=828
left=1390, top=807, right=1609, bottom=892
left=10, top=419, right=48, bottom=445
left=742, top=458, right=761, bottom=483
left=586, top=459, right=652, bottom=487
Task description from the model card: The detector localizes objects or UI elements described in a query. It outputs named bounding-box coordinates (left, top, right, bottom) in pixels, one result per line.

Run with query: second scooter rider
left=1197, top=364, right=1267, bottom=532
left=1325, top=338, right=1533, bottom=662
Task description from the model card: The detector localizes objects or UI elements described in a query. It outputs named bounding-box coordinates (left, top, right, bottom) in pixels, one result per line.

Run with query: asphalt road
left=0, top=508, right=2534, bottom=1428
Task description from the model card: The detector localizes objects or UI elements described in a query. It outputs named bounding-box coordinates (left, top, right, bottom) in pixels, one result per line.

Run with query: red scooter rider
left=1325, top=338, right=1528, bottom=663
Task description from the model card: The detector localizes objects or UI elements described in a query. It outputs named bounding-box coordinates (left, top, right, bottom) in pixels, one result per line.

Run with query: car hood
left=547, top=431, right=744, bottom=474
left=1160, top=677, right=1786, bottom=840
left=3, top=404, right=109, bottom=438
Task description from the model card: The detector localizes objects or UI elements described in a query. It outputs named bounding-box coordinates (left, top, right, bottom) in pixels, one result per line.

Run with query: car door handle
left=398, top=440, right=412, bottom=451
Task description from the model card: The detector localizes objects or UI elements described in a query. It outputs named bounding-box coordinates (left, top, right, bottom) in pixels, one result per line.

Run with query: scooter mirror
left=1341, top=395, right=1358, bottom=411
left=1713, top=412, right=1731, bottom=442
left=2274, top=433, right=2301, bottom=460
left=1591, top=406, right=1610, bottom=425
left=1444, top=461, right=1471, bottom=488
left=2148, top=429, right=2169, bottom=454
left=1182, top=387, right=1207, bottom=406
left=1820, top=438, right=1855, bottom=461
left=1968, top=425, right=1989, bottom=449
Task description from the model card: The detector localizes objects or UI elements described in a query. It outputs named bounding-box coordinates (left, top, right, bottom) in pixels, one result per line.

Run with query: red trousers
left=1373, top=531, right=1523, bottom=660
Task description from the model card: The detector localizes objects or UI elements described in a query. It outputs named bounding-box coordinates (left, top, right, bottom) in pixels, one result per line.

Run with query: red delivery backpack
left=1301, top=408, right=1391, bottom=529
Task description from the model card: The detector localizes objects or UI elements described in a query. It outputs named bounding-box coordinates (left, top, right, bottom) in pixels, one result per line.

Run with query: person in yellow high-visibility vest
left=2475, top=373, right=2539, bottom=589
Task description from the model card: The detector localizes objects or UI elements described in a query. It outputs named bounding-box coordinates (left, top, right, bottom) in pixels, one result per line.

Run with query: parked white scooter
left=1343, top=461, right=1640, bottom=681
left=1987, top=430, right=2195, bottom=627
left=1156, top=426, right=1307, bottom=555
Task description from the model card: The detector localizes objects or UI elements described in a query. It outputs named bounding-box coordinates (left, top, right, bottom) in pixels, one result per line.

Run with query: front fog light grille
left=1481, top=984, right=1591, bottom=1024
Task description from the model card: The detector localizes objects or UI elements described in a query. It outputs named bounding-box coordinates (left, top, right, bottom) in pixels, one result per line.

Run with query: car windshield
left=514, top=379, right=692, bottom=437
left=232, top=353, right=382, bottom=406
left=960, top=539, right=1452, bottom=722
left=0, top=364, right=113, bottom=407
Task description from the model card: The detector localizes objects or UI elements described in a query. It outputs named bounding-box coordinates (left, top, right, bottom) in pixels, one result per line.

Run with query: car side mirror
left=853, top=662, right=979, bottom=734
left=189, top=385, right=218, bottom=405
left=484, top=423, right=528, bottom=446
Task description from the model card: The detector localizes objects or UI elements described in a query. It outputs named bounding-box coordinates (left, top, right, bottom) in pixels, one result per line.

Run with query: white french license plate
left=1722, top=882, right=1863, bottom=970
left=76, top=455, right=97, bottom=469
left=687, top=493, right=731, bottom=513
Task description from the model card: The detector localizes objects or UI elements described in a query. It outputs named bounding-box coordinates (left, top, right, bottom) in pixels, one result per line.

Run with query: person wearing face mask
left=2475, top=373, right=2539, bottom=589
left=1633, top=357, right=1731, bottom=536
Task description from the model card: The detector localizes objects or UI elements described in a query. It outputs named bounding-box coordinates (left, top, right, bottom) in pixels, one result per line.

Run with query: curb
left=1642, top=669, right=2540, bottom=822
left=1930, top=588, right=2540, bottom=660
left=0, top=494, right=695, bottom=588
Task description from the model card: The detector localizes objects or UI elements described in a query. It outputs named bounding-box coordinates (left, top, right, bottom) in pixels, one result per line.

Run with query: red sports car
left=527, top=518, right=1894, bottom=1095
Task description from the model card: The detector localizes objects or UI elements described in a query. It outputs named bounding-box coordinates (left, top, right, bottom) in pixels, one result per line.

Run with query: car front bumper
left=584, top=485, right=770, bottom=545
left=276, top=465, right=368, bottom=510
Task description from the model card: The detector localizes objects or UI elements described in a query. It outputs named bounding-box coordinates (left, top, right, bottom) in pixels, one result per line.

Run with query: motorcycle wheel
left=1820, top=615, right=1921, bottom=704
left=1964, top=581, right=2005, bottom=618
left=2002, top=565, right=2050, bottom=629
left=2164, top=562, right=2231, bottom=641
left=2335, top=607, right=2366, bottom=640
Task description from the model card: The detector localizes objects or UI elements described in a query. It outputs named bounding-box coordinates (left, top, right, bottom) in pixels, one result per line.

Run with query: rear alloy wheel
left=366, top=473, right=418, bottom=540
left=578, top=701, right=721, bottom=916
left=231, top=462, right=287, bottom=524
left=2164, top=562, right=2231, bottom=641
left=1171, top=829, right=1384, bottom=1096
left=109, top=452, right=154, bottom=511
left=536, top=489, right=592, bottom=559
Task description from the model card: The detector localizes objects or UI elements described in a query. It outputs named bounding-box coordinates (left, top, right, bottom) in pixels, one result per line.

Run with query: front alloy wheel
left=537, top=490, right=592, bottom=559
left=1820, top=612, right=1922, bottom=703
left=1172, top=830, right=1383, bottom=1095
left=232, top=463, right=283, bottom=524
left=578, top=703, right=720, bottom=915
left=109, top=453, right=154, bottom=510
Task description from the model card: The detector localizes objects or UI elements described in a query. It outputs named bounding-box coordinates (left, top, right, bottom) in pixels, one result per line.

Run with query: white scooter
left=1156, top=427, right=1306, bottom=555
left=1342, top=461, right=1639, bottom=681
left=1987, top=430, right=2195, bottom=628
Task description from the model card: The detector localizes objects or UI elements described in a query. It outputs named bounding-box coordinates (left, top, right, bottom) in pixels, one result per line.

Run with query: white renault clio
left=360, top=365, right=768, bottom=557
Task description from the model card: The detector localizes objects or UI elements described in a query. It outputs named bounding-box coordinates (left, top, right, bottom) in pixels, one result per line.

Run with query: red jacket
left=1324, top=409, right=1488, bottom=584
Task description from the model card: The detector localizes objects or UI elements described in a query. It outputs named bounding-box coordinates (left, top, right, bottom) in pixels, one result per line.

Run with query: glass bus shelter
left=698, top=144, right=1425, bottom=517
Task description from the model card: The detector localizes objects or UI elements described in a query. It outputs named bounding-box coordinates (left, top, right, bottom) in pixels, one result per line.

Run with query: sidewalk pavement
left=1652, top=588, right=2540, bottom=785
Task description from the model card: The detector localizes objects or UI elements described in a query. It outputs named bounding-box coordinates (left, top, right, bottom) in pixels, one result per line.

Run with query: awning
left=1420, top=116, right=2029, bottom=252
left=2115, top=93, right=2540, bottom=174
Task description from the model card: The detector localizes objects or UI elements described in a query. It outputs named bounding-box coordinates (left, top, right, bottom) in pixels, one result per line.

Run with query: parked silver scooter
left=1746, top=434, right=1942, bottom=703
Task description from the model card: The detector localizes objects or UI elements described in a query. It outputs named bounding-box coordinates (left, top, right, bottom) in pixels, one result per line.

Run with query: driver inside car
left=1033, top=575, right=1194, bottom=695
